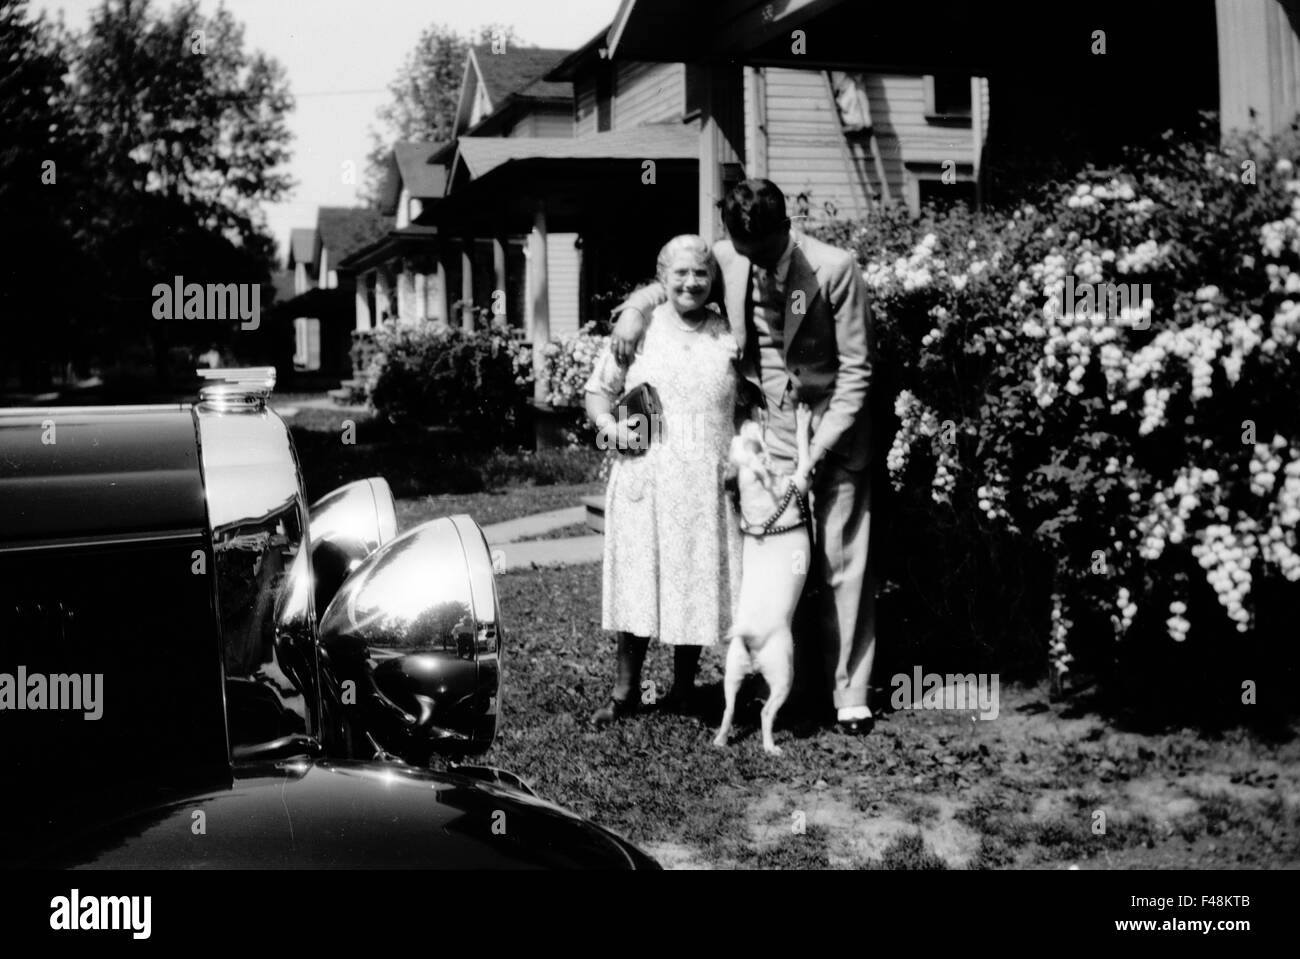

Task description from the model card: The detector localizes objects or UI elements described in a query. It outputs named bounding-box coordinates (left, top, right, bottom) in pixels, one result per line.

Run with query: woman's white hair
left=655, top=234, right=717, bottom=284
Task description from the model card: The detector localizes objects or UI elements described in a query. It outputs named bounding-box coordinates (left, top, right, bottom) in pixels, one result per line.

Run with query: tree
left=0, top=0, right=89, bottom=389
left=362, top=22, right=524, bottom=204
left=65, top=0, right=294, bottom=387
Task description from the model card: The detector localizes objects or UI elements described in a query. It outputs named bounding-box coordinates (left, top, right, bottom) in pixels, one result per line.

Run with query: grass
left=287, top=394, right=1300, bottom=869
left=476, top=561, right=1300, bottom=870
left=514, top=522, right=595, bottom=542
left=398, top=487, right=600, bottom=532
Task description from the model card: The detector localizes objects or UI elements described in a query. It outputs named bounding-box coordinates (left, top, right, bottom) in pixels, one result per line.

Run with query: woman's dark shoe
left=590, top=696, right=638, bottom=727
left=657, top=685, right=693, bottom=715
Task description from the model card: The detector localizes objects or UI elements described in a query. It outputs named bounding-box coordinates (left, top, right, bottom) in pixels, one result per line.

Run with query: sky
left=35, top=0, right=619, bottom=260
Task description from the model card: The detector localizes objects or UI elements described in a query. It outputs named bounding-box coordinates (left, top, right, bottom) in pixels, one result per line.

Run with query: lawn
left=285, top=395, right=1300, bottom=869
left=397, top=487, right=599, bottom=531
left=478, top=563, right=1300, bottom=870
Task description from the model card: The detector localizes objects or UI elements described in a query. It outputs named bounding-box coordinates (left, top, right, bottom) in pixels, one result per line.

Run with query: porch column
left=699, top=62, right=746, bottom=243
left=414, top=269, right=427, bottom=323
left=530, top=202, right=550, bottom=405
left=398, top=262, right=415, bottom=323
left=492, top=238, right=508, bottom=327
left=1217, top=0, right=1300, bottom=136
left=375, top=270, right=391, bottom=325
left=748, top=66, right=769, bottom=180
left=971, top=75, right=986, bottom=210
left=432, top=256, right=448, bottom=324
left=355, top=272, right=372, bottom=332
left=460, top=241, right=474, bottom=331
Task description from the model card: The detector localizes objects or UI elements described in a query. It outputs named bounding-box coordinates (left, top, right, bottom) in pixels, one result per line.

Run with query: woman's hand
left=596, top=415, right=650, bottom=454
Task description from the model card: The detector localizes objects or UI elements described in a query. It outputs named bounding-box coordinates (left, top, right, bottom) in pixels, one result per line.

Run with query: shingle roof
left=392, top=142, right=448, bottom=198
left=452, top=121, right=697, bottom=180
left=471, top=45, right=573, bottom=104
left=288, top=228, right=316, bottom=267
left=315, top=207, right=392, bottom=262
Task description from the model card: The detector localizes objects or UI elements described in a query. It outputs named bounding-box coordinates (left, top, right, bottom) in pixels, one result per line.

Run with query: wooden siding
left=1217, top=0, right=1300, bottom=135
left=545, top=232, right=581, bottom=339
left=754, top=68, right=992, bottom=222
left=574, top=75, right=598, bottom=137
left=508, top=108, right=573, bottom=138
left=612, top=61, right=685, bottom=129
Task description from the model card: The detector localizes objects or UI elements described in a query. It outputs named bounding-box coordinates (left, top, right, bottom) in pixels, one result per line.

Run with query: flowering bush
left=366, top=321, right=533, bottom=445
left=539, top=322, right=610, bottom=408
left=811, top=118, right=1300, bottom=704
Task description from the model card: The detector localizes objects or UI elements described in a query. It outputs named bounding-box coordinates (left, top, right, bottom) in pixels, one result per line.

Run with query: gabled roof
left=455, top=45, right=573, bottom=135
left=316, top=207, right=392, bottom=264
left=545, top=29, right=608, bottom=82
left=450, top=121, right=696, bottom=182
left=393, top=142, right=449, bottom=198
left=470, top=45, right=572, bottom=103
left=288, top=228, right=316, bottom=268
left=375, top=142, right=449, bottom=215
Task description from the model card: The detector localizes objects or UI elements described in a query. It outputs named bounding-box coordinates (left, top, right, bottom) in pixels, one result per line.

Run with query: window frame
left=923, top=74, right=973, bottom=126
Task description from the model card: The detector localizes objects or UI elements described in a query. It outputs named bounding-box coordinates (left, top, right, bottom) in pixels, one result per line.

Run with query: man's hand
left=611, top=307, right=647, bottom=367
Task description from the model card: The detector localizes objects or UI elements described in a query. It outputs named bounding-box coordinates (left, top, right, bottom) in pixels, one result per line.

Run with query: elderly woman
left=584, top=235, right=742, bottom=725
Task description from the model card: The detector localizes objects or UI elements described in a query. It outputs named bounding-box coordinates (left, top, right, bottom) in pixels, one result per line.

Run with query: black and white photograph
left=0, top=0, right=1297, bottom=934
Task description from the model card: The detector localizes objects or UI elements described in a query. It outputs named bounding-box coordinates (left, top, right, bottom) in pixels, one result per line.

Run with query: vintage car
left=0, top=369, right=657, bottom=869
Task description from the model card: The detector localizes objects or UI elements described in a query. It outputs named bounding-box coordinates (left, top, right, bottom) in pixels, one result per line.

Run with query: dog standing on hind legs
left=715, top=404, right=814, bottom=755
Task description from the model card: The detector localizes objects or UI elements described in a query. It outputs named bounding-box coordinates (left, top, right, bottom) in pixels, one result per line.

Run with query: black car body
left=0, top=370, right=655, bottom=869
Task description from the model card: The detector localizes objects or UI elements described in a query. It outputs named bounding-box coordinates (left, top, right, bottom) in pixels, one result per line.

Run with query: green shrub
left=812, top=117, right=1300, bottom=706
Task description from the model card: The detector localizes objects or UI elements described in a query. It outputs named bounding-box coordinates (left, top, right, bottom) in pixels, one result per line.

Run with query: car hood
left=23, top=759, right=658, bottom=870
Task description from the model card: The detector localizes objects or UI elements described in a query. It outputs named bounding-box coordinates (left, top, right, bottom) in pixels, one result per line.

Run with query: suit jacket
left=620, top=233, right=874, bottom=470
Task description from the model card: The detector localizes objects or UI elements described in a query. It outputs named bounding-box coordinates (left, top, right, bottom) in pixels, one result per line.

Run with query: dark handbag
left=614, top=382, right=663, bottom=456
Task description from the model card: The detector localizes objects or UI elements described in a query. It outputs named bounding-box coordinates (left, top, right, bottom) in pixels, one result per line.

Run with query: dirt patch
left=745, top=783, right=981, bottom=868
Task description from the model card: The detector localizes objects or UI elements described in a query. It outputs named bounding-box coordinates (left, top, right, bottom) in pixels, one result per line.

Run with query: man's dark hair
left=720, top=178, right=789, bottom=242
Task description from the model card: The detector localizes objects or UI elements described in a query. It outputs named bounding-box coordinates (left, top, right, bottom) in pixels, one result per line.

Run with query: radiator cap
left=196, top=367, right=277, bottom=413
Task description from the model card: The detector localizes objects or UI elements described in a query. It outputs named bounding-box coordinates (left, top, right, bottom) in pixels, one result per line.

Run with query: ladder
left=824, top=70, right=893, bottom=212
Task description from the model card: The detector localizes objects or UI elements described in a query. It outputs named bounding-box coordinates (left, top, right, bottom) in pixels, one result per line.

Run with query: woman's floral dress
left=585, top=302, right=741, bottom=646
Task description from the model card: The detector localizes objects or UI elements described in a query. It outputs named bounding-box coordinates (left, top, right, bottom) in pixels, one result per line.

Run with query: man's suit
left=622, top=231, right=877, bottom=713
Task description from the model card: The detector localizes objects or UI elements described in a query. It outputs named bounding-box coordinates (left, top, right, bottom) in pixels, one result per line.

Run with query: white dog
left=714, top=405, right=813, bottom=755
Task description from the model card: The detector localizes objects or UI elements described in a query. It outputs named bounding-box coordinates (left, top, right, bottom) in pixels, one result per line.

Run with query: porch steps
left=329, top=377, right=367, bottom=406
left=581, top=494, right=604, bottom=533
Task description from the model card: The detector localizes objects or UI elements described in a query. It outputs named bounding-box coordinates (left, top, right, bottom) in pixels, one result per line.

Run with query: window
left=924, top=74, right=972, bottom=122
left=906, top=161, right=977, bottom=214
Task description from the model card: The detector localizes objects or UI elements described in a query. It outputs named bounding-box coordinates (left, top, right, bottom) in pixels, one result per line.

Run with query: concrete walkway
left=488, top=535, right=604, bottom=571
left=482, top=506, right=585, bottom=545
left=481, top=506, right=602, bottom=571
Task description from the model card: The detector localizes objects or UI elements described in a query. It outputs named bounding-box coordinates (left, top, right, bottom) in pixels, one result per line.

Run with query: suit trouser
left=806, top=459, right=876, bottom=711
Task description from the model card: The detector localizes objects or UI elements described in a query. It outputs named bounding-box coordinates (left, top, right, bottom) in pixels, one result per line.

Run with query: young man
left=610, top=178, right=878, bottom=734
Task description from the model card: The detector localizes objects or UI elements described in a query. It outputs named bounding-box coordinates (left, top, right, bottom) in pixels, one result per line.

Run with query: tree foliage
left=0, top=0, right=294, bottom=391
